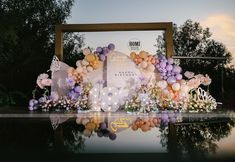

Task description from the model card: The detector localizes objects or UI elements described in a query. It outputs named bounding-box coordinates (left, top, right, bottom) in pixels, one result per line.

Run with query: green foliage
left=0, top=0, right=74, bottom=70
left=0, top=0, right=86, bottom=106
left=64, top=32, right=85, bottom=67
left=0, top=84, right=28, bottom=106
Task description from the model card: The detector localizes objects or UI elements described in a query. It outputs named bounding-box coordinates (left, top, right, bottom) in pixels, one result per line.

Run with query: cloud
left=201, top=14, right=235, bottom=65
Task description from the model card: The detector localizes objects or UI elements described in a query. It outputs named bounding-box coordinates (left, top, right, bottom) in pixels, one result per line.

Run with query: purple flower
left=68, top=90, right=79, bottom=100
left=74, top=86, right=82, bottom=95
left=65, top=77, right=75, bottom=87
left=38, top=96, right=47, bottom=103
left=28, top=99, right=38, bottom=111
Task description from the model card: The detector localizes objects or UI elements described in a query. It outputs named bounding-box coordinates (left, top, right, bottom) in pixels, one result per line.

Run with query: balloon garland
left=29, top=43, right=217, bottom=113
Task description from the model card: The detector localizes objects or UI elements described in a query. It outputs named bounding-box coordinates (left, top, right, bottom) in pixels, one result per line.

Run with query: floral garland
left=29, top=43, right=217, bottom=113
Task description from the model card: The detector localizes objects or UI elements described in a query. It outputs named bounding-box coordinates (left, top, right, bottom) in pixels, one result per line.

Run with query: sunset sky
left=67, top=0, right=235, bottom=65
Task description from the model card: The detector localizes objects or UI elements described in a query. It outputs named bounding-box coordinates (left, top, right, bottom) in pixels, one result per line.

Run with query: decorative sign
left=128, top=38, right=142, bottom=51
left=110, top=117, right=132, bottom=132
left=106, top=51, right=141, bottom=88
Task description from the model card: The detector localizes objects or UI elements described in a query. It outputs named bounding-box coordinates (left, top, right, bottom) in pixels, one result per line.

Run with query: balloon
left=140, top=61, right=148, bottom=68
left=166, top=64, right=173, bottom=71
left=102, top=47, right=110, bottom=55
left=76, top=60, right=82, bottom=68
left=160, top=61, right=166, bottom=68
left=76, top=67, right=83, bottom=73
left=87, top=66, right=93, bottom=72
left=157, top=80, right=168, bottom=89
left=175, top=74, right=183, bottom=80
left=99, top=54, right=106, bottom=61
left=172, top=82, right=181, bottom=91
left=167, top=76, right=176, bottom=84
left=82, top=118, right=90, bottom=125
left=96, top=47, right=103, bottom=53
left=83, top=129, right=92, bottom=137
left=81, top=60, right=89, bottom=66
left=85, top=54, right=96, bottom=62
left=83, top=48, right=91, bottom=55
left=108, top=43, right=115, bottom=51
left=130, top=52, right=136, bottom=60
left=172, top=65, right=182, bottom=73
left=167, top=58, right=174, bottom=64
left=139, top=51, right=147, bottom=59
left=147, top=64, right=155, bottom=72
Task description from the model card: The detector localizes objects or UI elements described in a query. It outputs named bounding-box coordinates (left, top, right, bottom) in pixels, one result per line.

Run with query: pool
left=0, top=108, right=235, bottom=162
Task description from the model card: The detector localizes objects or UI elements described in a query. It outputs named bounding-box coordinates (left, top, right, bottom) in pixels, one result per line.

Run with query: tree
left=0, top=0, right=79, bottom=106
left=156, top=20, right=235, bottom=106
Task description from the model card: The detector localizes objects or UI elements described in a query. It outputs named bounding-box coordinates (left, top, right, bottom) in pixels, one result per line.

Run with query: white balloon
left=157, top=80, right=168, bottom=89
left=76, top=60, right=82, bottom=68
left=76, top=67, right=83, bottom=73
left=147, top=64, right=155, bottom=72
left=172, top=82, right=181, bottom=91
left=82, top=60, right=89, bottom=66
left=140, top=61, right=148, bottom=69
left=87, top=66, right=94, bottom=72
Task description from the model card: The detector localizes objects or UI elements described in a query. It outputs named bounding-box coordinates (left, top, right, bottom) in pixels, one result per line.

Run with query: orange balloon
left=130, top=52, right=137, bottom=60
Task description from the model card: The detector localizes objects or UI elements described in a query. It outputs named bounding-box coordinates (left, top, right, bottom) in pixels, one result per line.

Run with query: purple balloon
left=96, top=47, right=102, bottom=53
left=99, top=54, right=106, bottom=61
left=160, top=62, right=166, bottom=68
left=74, top=86, right=82, bottom=94
left=97, top=131, right=103, bottom=137
left=102, top=47, right=110, bottom=55
left=109, top=133, right=117, bottom=140
left=166, top=64, right=173, bottom=71
left=108, top=43, right=115, bottom=51
left=161, top=113, right=169, bottom=121
left=175, top=74, right=183, bottom=80
left=167, top=58, right=174, bottom=64
left=161, top=72, right=166, bottom=76
left=167, top=73, right=171, bottom=77
left=167, top=76, right=176, bottom=84
left=163, top=76, right=168, bottom=80
left=172, top=65, right=182, bottom=73
left=169, top=117, right=176, bottom=123
left=100, top=122, right=107, bottom=130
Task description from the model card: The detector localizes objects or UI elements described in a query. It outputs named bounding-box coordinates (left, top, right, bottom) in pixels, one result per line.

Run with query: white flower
left=184, top=71, right=194, bottom=79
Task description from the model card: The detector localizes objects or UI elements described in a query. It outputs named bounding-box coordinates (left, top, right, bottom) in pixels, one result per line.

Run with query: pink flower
left=202, top=74, right=212, bottom=86
left=36, top=73, right=52, bottom=89
left=187, top=78, right=201, bottom=90
left=184, top=71, right=194, bottom=79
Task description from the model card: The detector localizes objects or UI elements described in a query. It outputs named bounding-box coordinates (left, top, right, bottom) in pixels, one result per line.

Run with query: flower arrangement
left=29, top=43, right=217, bottom=113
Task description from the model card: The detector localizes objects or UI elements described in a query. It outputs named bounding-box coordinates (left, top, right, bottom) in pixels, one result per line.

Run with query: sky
left=67, top=0, right=235, bottom=65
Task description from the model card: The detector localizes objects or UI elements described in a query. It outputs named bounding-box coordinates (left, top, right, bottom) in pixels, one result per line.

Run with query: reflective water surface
left=0, top=110, right=235, bottom=161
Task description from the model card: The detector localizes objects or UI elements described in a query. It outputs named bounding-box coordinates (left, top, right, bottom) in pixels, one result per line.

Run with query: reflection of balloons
left=100, top=122, right=107, bottom=130
left=83, top=129, right=92, bottom=137
left=109, top=133, right=117, bottom=140
left=97, top=131, right=103, bottom=137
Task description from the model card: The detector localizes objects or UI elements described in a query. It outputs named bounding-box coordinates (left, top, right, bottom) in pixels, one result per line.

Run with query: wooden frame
left=55, top=22, right=174, bottom=60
